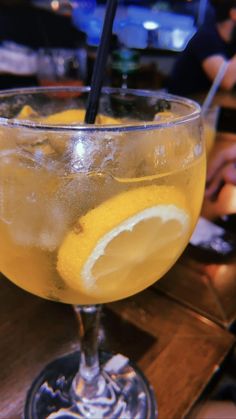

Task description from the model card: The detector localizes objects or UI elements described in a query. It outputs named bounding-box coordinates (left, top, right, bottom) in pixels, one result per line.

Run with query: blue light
left=72, top=0, right=96, bottom=13
left=71, top=3, right=196, bottom=50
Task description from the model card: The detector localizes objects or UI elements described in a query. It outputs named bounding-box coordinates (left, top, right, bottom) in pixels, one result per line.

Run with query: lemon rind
left=82, top=204, right=189, bottom=290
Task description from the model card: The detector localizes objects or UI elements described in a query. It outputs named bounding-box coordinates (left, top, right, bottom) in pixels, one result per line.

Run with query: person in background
left=205, top=142, right=236, bottom=200
left=167, top=0, right=236, bottom=97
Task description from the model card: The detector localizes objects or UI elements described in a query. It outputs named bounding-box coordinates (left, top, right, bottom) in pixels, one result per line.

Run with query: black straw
left=85, top=0, right=118, bottom=124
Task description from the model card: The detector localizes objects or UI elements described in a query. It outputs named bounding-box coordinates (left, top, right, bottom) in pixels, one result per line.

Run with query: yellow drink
left=0, top=88, right=205, bottom=419
left=202, top=106, right=219, bottom=156
left=204, top=122, right=216, bottom=156
left=0, top=107, right=205, bottom=304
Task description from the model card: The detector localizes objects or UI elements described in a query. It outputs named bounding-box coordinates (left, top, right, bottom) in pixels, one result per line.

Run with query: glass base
left=24, top=351, right=158, bottom=419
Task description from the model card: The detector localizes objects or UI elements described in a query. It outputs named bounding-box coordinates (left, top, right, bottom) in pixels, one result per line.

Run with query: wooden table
left=154, top=99, right=236, bottom=330
left=0, top=275, right=234, bottom=419
left=156, top=251, right=236, bottom=329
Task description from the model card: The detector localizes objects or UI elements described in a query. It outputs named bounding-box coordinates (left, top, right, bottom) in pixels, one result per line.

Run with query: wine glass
left=0, top=86, right=205, bottom=418
left=202, top=105, right=220, bottom=157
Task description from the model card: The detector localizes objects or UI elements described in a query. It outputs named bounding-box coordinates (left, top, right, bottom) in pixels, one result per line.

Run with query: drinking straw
left=201, top=61, right=229, bottom=115
left=85, top=0, right=118, bottom=124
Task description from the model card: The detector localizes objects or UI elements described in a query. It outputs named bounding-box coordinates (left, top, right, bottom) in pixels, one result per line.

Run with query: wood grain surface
left=0, top=274, right=234, bottom=419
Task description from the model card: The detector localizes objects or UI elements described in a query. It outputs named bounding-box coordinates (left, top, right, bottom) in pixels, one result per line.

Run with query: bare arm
left=202, top=54, right=236, bottom=90
left=205, top=143, right=236, bottom=199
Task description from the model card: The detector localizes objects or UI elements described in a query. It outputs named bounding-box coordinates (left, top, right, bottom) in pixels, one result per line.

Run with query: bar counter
left=0, top=273, right=235, bottom=419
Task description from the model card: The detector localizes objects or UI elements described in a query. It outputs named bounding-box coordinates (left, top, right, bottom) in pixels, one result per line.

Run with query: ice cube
left=0, top=150, right=71, bottom=250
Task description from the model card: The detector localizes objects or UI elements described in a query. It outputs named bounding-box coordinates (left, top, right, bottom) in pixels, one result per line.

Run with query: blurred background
left=1, top=3, right=236, bottom=418
left=0, top=0, right=213, bottom=90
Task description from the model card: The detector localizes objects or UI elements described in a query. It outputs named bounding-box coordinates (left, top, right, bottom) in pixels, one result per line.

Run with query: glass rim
left=0, top=86, right=201, bottom=132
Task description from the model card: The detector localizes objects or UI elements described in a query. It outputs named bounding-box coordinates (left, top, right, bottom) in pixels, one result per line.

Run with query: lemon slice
left=96, top=114, right=121, bottom=124
left=41, top=109, right=86, bottom=124
left=17, top=105, right=38, bottom=119
left=57, top=185, right=190, bottom=302
left=42, top=110, right=120, bottom=125
left=16, top=107, right=85, bottom=124
left=17, top=106, right=121, bottom=125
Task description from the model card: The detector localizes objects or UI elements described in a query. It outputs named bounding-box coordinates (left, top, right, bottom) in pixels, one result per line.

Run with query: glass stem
left=72, top=304, right=103, bottom=400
